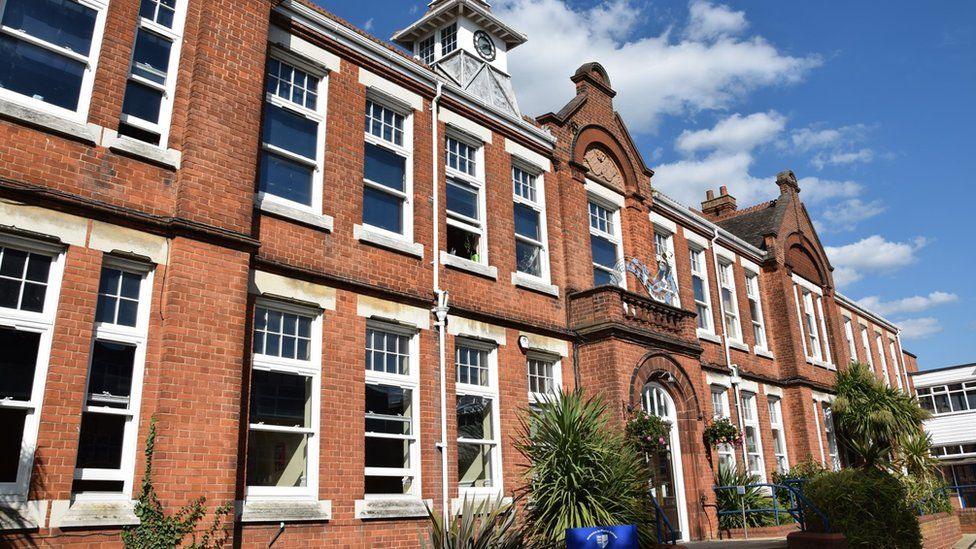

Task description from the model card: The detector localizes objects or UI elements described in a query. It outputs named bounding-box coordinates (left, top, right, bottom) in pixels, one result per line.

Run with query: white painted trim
left=240, top=499, right=332, bottom=522
left=357, top=295, right=430, bottom=330
left=641, top=383, right=690, bottom=542
left=740, top=257, right=761, bottom=273
left=705, top=371, right=732, bottom=388
left=249, top=271, right=336, bottom=311
left=683, top=229, right=710, bottom=250
left=101, top=130, right=182, bottom=168
left=584, top=179, right=625, bottom=208
left=0, top=200, right=89, bottom=247
left=353, top=224, right=424, bottom=259
left=518, top=332, right=569, bottom=357
left=511, top=272, right=559, bottom=297
left=355, top=498, right=429, bottom=519
left=48, top=499, right=138, bottom=528
left=791, top=274, right=823, bottom=295
left=440, top=251, right=497, bottom=279
left=88, top=222, right=169, bottom=265
left=763, top=384, right=783, bottom=398
left=650, top=212, right=677, bottom=234
left=439, top=108, right=492, bottom=143
left=738, top=378, right=760, bottom=394
left=714, top=243, right=735, bottom=262
left=503, top=138, right=549, bottom=171
left=269, top=25, right=341, bottom=73
left=358, top=68, right=423, bottom=111
left=0, top=499, right=47, bottom=529
left=447, top=315, right=507, bottom=346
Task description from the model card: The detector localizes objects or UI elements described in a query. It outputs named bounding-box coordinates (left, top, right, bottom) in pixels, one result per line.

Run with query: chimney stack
left=776, top=169, right=800, bottom=196
left=701, top=186, right=737, bottom=221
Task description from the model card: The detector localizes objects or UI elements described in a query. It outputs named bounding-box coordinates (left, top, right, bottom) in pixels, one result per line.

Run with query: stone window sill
left=102, top=130, right=181, bottom=169
left=755, top=347, right=775, bottom=360
left=511, top=272, right=559, bottom=297
left=354, top=224, right=424, bottom=259
left=0, top=98, right=100, bottom=144
left=239, top=499, right=332, bottom=523
left=697, top=330, right=722, bottom=344
left=354, top=498, right=430, bottom=520
left=440, top=251, right=497, bottom=280
left=256, top=197, right=334, bottom=232
left=728, top=340, right=749, bottom=352
left=49, top=499, right=139, bottom=529
left=0, top=500, right=47, bottom=530
left=450, top=495, right=512, bottom=515
left=807, top=357, right=836, bottom=371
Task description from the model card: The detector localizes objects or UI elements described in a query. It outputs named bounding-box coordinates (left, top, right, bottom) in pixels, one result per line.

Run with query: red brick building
left=0, top=0, right=916, bottom=545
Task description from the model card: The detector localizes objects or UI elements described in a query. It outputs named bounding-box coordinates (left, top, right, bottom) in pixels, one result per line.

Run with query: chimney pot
left=706, top=190, right=715, bottom=200
left=701, top=186, right=737, bottom=221
left=720, top=185, right=728, bottom=196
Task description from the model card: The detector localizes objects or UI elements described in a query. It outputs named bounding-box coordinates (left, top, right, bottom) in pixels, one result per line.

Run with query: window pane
left=446, top=225, right=480, bottom=261
left=0, top=34, right=86, bottom=111
left=365, top=476, right=411, bottom=495
left=516, top=240, right=542, bottom=277
left=934, top=393, right=951, bottom=414
left=593, top=267, right=614, bottom=286
left=950, top=391, right=967, bottom=412
left=458, top=442, right=492, bottom=488
left=259, top=150, right=313, bottom=206
left=131, top=29, right=171, bottom=84
left=365, top=437, right=410, bottom=469
left=447, top=180, right=479, bottom=220
left=1, top=0, right=97, bottom=54
left=87, top=341, right=135, bottom=408
left=590, top=235, right=617, bottom=269
left=72, top=479, right=125, bottom=494
left=363, top=186, right=404, bottom=234
left=457, top=395, right=492, bottom=440
left=139, top=0, right=176, bottom=28
left=263, top=105, right=317, bottom=159
left=0, top=408, right=27, bottom=483
left=514, top=203, right=540, bottom=240
left=121, top=80, right=163, bottom=123
left=75, top=412, right=126, bottom=469
left=25, top=254, right=51, bottom=283
left=364, top=143, right=405, bottom=192
left=249, top=370, right=311, bottom=428
left=365, top=385, right=412, bottom=434
left=246, top=430, right=307, bottom=487
left=0, top=327, right=40, bottom=401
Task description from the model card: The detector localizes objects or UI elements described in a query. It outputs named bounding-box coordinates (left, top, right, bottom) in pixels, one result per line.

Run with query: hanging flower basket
left=703, top=417, right=742, bottom=448
left=626, top=409, right=671, bottom=454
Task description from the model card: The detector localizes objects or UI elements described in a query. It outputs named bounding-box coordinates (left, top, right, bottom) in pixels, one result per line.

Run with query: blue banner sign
left=565, top=524, right=638, bottom=549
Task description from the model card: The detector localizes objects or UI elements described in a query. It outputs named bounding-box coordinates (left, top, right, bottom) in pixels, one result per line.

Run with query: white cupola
left=391, top=0, right=526, bottom=118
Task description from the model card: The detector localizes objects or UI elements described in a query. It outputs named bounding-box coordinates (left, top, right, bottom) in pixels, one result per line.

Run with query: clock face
left=473, top=30, right=496, bottom=61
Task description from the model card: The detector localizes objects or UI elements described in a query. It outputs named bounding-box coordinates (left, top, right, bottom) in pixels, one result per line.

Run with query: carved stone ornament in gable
left=583, top=148, right=624, bottom=189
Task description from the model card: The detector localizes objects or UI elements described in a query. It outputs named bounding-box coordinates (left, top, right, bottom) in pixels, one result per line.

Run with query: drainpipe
left=710, top=227, right=749, bottom=469
left=429, top=81, right=451, bottom=539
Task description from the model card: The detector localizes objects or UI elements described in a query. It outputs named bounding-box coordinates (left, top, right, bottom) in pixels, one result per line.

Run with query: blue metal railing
left=649, top=495, right=678, bottom=545
left=713, top=482, right=830, bottom=533
left=916, top=484, right=976, bottom=515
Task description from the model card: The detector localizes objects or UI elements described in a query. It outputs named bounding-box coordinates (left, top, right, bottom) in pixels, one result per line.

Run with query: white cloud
left=686, top=0, right=748, bottom=41
left=858, top=291, right=959, bottom=316
left=364, top=18, right=374, bottom=31
left=495, top=0, right=820, bottom=131
left=820, top=198, right=886, bottom=232
left=825, top=235, right=927, bottom=287
left=789, top=123, right=867, bottom=152
left=898, top=317, right=943, bottom=340
left=796, top=176, right=863, bottom=204
left=812, top=148, right=875, bottom=170
left=676, top=111, right=785, bottom=154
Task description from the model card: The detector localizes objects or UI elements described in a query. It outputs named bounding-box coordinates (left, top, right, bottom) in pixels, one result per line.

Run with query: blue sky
left=317, top=0, right=975, bottom=369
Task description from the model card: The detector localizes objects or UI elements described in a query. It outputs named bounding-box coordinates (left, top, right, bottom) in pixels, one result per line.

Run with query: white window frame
left=362, top=92, right=414, bottom=241
left=740, top=392, right=766, bottom=481
left=512, top=161, right=551, bottom=283
left=744, top=271, right=767, bottom=351
left=73, top=257, right=154, bottom=501
left=455, top=338, right=502, bottom=497
left=767, top=396, right=789, bottom=474
left=440, top=22, right=457, bottom=57
left=812, top=399, right=826, bottom=466
left=118, top=0, right=188, bottom=146
left=0, top=235, right=65, bottom=500
left=822, top=402, right=840, bottom=471
left=843, top=315, right=857, bottom=363
left=0, top=0, right=109, bottom=123
left=859, top=324, right=875, bottom=372
left=875, top=332, right=890, bottom=387
left=653, top=230, right=680, bottom=307
left=416, top=34, right=435, bottom=65
left=588, top=196, right=624, bottom=288
left=690, top=246, right=714, bottom=334
left=710, top=385, right=735, bottom=471
left=718, top=260, right=742, bottom=343
left=526, top=351, right=561, bottom=405
left=246, top=298, right=322, bottom=501
left=363, top=320, right=421, bottom=499
left=445, top=132, right=488, bottom=265
left=888, top=338, right=903, bottom=390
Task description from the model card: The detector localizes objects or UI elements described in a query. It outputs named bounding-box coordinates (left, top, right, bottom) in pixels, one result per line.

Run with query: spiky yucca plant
left=515, top=389, right=653, bottom=548
left=715, top=464, right=775, bottom=530
left=422, top=495, right=522, bottom=549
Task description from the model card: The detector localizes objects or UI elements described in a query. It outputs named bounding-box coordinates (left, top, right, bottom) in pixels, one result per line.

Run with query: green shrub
left=714, top=464, right=775, bottom=530
left=515, top=390, right=653, bottom=547
left=901, top=474, right=953, bottom=516
left=422, top=495, right=522, bottom=549
left=770, top=458, right=829, bottom=508
left=803, top=468, right=922, bottom=548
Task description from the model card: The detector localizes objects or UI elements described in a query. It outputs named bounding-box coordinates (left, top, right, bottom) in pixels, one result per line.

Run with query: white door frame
left=642, top=382, right=690, bottom=542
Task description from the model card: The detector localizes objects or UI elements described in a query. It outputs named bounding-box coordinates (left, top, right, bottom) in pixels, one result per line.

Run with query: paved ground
left=956, top=534, right=976, bottom=549
left=683, top=538, right=787, bottom=549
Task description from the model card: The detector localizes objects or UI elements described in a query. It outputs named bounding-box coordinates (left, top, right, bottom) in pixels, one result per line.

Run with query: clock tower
left=391, top=0, right=527, bottom=118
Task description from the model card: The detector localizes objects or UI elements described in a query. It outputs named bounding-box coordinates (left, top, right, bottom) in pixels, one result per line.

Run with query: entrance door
left=641, top=382, right=689, bottom=541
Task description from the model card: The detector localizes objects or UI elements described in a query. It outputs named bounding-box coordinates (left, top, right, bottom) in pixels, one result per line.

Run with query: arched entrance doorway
left=641, top=382, right=690, bottom=541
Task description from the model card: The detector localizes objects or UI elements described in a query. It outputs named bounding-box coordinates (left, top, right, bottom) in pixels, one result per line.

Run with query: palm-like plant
left=832, top=362, right=929, bottom=470
left=898, top=429, right=941, bottom=480
left=515, top=389, right=653, bottom=548
left=422, top=495, right=522, bottom=549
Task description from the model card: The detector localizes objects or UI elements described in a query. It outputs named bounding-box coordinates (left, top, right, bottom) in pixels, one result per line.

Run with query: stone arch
left=628, top=352, right=702, bottom=420
left=571, top=124, right=641, bottom=196
left=785, top=231, right=831, bottom=287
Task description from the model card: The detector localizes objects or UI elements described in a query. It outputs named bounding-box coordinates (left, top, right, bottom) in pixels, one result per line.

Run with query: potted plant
left=626, top=408, right=672, bottom=455
left=703, top=417, right=741, bottom=448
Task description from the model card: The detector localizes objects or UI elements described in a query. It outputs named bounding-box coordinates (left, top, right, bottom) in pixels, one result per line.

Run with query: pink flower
left=645, top=436, right=653, bottom=442
left=659, top=437, right=666, bottom=445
